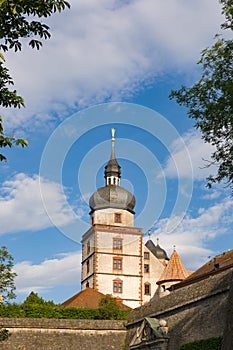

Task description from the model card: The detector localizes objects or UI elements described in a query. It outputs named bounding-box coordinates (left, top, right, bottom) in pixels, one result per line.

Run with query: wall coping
left=0, top=318, right=126, bottom=330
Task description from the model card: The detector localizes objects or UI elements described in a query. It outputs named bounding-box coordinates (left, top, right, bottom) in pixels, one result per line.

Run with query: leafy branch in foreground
left=0, top=246, right=17, bottom=302
left=170, top=0, right=233, bottom=191
left=0, top=0, right=70, bottom=161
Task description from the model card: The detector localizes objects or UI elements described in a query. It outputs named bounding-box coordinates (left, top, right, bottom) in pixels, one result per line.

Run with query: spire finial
left=110, top=128, right=116, bottom=160
left=111, top=128, right=115, bottom=141
left=148, top=229, right=151, bottom=237
left=156, top=237, right=159, bottom=245
left=173, top=244, right=176, bottom=251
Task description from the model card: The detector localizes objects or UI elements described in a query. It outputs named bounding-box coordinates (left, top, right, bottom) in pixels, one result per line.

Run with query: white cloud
left=15, top=251, right=81, bottom=295
left=162, top=130, right=217, bottom=181
left=4, top=0, right=223, bottom=129
left=149, top=197, right=233, bottom=269
left=0, top=173, right=76, bottom=234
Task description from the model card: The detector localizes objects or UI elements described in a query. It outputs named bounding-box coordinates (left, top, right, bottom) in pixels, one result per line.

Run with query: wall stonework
left=0, top=319, right=126, bottom=350
left=126, top=270, right=232, bottom=350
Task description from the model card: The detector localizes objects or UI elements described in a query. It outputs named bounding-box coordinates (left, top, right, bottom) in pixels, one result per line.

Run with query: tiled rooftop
left=62, top=288, right=131, bottom=310
left=157, top=250, right=190, bottom=284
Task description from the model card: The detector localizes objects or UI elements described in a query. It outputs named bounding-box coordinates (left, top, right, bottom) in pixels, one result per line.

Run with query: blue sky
left=1, top=0, right=232, bottom=304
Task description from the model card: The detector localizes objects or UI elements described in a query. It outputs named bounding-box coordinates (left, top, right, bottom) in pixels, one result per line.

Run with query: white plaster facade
left=91, top=208, right=134, bottom=227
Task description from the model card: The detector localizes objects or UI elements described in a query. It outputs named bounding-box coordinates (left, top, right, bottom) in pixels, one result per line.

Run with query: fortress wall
left=126, top=270, right=232, bottom=350
left=0, top=318, right=126, bottom=350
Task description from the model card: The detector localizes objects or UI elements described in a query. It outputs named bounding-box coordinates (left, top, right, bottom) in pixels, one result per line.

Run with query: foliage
left=97, top=294, right=128, bottom=320
left=0, top=292, right=130, bottom=320
left=0, top=0, right=70, bottom=161
left=0, top=325, right=10, bottom=342
left=178, top=336, right=223, bottom=350
left=23, top=291, right=55, bottom=307
left=170, top=0, right=233, bottom=191
left=0, top=246, right=17, bottom=302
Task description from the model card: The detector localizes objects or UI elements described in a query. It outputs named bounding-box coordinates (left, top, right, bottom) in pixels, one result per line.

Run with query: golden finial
left=111, top=128, right=115, bottom=141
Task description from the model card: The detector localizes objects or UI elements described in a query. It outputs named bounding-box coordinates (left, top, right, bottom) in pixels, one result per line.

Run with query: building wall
left=142, top=246, right=166, bottom=304
left=81, top=224, right=143, bottom=308
left=81, top=224, right=168, bottom=307
left=94, top=227, right=143, bottom=308
left=91, top=208, right=134, bottom=227
left=0, top=319, right=126, bottom=350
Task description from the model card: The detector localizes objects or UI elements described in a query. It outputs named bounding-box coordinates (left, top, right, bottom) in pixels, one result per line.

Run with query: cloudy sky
left=1, top=0, right=232, bottom=303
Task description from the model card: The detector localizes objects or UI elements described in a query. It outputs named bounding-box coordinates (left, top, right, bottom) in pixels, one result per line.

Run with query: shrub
left=179, top=336, right=223, bottom=350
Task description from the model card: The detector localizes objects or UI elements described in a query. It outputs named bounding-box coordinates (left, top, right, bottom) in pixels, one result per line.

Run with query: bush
left=0, top=291, right=130, bottom=320
left=0, top=326, right=10, bottom=341
left=179, top=336, right=223, bottom=350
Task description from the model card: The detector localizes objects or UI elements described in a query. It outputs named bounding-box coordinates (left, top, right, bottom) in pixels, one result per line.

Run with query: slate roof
left=89, top=185, right=136, bottom=213
left=157, top=250, right=190, bottom=284
left=145, top=239, right=169, bottom=260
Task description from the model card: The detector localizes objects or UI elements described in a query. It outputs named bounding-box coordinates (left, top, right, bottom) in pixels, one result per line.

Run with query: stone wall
left=221, top=272, right=233, bottom=350
left=0, top=318, right=126, bottom=350
left=126, top=270, right=232, bottom=350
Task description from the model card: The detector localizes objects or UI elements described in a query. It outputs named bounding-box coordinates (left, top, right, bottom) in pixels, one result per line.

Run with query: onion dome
left=89, top=129, right=136, bottom=214
left=89, top=185, right=135, bottom=213
left=145, top=237, right=169, bottom=260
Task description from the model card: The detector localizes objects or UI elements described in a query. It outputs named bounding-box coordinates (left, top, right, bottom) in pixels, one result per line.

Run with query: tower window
left=86, top=260, right=90, bottom=274
left=144, top=252, right=149, bottom=260
left=113, top=258, right=122, bottom=270
left=144, top=264, right=149, bottom=273
left=144, top=283, right=151, bottom=295
left=113, top=238, right=122, bottom=250
left=115, top=213, right=122, bottom=223
left=87, top=241, right=90, bottom=255
left=113, top=280, right=123, bottom=293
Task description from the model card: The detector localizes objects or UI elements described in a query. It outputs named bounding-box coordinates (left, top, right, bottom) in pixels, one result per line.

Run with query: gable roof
left=157, top=250, right=190, bottom=284
left=61, top=288, right=131, bottom=310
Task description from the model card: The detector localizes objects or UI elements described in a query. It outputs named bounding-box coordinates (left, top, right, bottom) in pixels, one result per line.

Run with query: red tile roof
left=157, top=250, right=190, bottom=284
left=61, top=288, right=131, bottom=310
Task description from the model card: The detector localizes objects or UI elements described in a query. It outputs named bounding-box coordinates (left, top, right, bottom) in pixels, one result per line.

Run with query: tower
left=81, top=129, right=144, bottom=308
